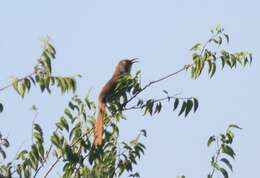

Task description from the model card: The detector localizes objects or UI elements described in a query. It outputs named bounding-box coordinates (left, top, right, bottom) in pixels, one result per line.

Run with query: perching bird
left=94, top=58, right=138, bottom=145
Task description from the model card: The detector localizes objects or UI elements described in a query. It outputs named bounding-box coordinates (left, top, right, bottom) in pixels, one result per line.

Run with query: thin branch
left=43, top=158, right=59, bottom=178
left=42, top=130, right=90, bottom=178
left=200, top=32, right=220, bottom=56
left=28, top=29, right=226, bottom=178
left=210, top=138, right=221, bottom=178
left=123, top=95, right=193, bottom=111
left=41, top=64, right=194, bottom=177
left=0, top=72, right=35, bottom=93
left=31, top=111, right=39, bottom=144
left=33, top=129, right=58, bottom=178
left=122, top=64, right=193, bottom=108
left=36, top=46, right=204, bottom=177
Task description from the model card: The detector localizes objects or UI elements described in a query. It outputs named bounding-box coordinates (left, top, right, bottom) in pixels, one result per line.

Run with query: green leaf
left=34, top=124, right=43, bottom=135
left=228, top=124, right=242, bottom=130
left=48, top=43, right=56, bottom=55
left=163, top=90, right=168, bottom=95
left=69, top=123, right=82, bottom=143
left=210, top=38, right=219, bottom=45
left=220, top=158, right=233, bottom=171
left=16, top=150, right=28, bottom=160
left=130, top=172, right=140, bottom=178
left=219, top=167, right=229, bottom=178
left=31, top=144, right=40, bottom=161
left=0, top=103, right=3, bottom=113
left=173, top=98, right=179, bottom=111
left=19, top=81, right=26, bottom=97
left=2, top=138, right=9, bottom=147
left=190, top=43, right=201, bottom=51
left=33, top=124, right=44, bottom=144
left=37, top=144, right=44, bottom=159
left=224, top=130, right=234, bottom=144
left=64, top=108, right=73, bottom=121
left=29, top=76, right=36, bottom=85
left=70, top=78, right=77, bottom=92
left=249, top=53, right=253, bottom=64
left=154, top=102, right=162, bottom=114
left=185, top=99, right=193, bottom=117
left=51, top=133, right=61, bottom=148
left=56, top=117, right=69, bottom=132
left=210, top=62, right=216, bottom=78
left=44, top=77, right=51, bottom=93
left=207, top=136, right=216, bottom=147
left=178, top=101, right=186, bottom=116
left=12, top=78, right=19, bottom=94
left=68, top=102, right=75, bottom=111
left=221, top=56, right=226, bottom=69
left=193, top=98, right=199, bottom=112
left=207, top=60, right=213, bottom=75
left=140, top=129, right=147, bottom=137
left=39, top=78, right=45, bottom=92
left=0, top=149, right=6, bottom=159
left=44, top=57, right=52, bottom=74
left=224, top=33, right=229, bottom=43
left=222, top=145, right=235, bottom=159
left=31, top=105, right=37, bottom=112
left=24, top=78, right=31, bottom=91
left=191, top=66, right=195, bottom=79
left=217, top=36, right=222, bottom=46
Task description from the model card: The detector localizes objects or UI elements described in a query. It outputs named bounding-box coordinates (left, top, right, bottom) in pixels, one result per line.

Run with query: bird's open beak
left=130, top=58, right=139, bottom=64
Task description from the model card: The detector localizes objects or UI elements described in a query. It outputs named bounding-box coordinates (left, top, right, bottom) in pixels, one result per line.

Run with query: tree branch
left=122, top=64, right=193, bottom=108
left=0, top=72, right=35, bottom=93
left=210, top=138, right=221, bottom=178
left=43, top=158, right=59, bottom=178
left=123, top=95, right=193, bottom=111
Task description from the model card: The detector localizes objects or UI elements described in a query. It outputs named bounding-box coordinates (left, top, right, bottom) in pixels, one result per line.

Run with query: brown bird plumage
left=94, top=58, right=138, bottom=145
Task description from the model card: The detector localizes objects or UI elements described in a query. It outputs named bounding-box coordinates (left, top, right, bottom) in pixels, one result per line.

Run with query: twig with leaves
left=207, top=124, right=242, bottom=178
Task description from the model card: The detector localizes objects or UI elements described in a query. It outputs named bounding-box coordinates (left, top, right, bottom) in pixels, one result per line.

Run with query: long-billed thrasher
left=94, top=58, right=138, bottom=145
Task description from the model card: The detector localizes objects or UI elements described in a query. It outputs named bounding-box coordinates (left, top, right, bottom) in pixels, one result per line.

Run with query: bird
left=94, top=58, right=138, bottom=146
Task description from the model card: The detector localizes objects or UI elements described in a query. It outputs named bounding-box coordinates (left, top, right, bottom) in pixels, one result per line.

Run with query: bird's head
left=118, top=58, right=139, bottom=74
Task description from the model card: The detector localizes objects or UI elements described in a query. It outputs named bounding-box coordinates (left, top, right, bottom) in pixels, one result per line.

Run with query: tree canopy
left=0, top=25, right=252, bottom=178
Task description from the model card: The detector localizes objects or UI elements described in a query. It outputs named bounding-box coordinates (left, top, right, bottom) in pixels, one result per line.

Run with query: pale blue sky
left=0, top=0, right=259, bottom=177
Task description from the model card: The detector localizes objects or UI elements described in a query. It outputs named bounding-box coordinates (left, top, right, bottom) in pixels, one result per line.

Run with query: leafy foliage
left=12, top=37, right=77, bottom=98
left=190, top=25, right=252, bottom=79
left=0, top=133, right=9, bottom=160
left=115, top=72, right=199, bottom=118
left=0, top=25, right=251, bottom=178
left=207, top=124, right=242, bottom=178
left=15, top=123, right=45, bottom=177
left=49, top=96, right=146, bottom=178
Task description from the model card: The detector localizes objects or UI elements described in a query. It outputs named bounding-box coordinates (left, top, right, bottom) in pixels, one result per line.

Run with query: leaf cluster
left=15, top=124, right=45, bottom=178
left=49, top=96, right=146, bottom=178
left=12, top=38, right=77, bottom=98
left=0, top=25, right=252, bottom=178
left=190, top=25, right=252, bottom=79
left=207, top=124, right=242, bottom=178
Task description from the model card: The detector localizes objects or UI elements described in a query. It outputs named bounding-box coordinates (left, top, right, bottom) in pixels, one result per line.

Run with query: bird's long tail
left=94, top=101, right=105, bottom=145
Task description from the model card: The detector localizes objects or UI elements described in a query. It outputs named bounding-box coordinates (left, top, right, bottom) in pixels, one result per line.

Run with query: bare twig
left=43, top=158, right=59, bottom=178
